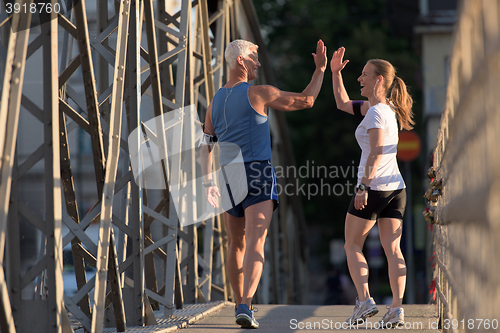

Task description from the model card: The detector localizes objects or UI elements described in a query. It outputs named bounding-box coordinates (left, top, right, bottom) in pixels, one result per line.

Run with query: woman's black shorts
left=347, top=188, right=406, bottom=221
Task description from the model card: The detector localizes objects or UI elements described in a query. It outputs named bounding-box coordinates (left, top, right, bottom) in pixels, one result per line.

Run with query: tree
left=253, top=0, right=422, bottom=266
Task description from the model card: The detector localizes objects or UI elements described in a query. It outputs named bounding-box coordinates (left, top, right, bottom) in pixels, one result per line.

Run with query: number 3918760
left=443, top=319, right=498, bottom=330
left=5, top=2, right=61, bottom=14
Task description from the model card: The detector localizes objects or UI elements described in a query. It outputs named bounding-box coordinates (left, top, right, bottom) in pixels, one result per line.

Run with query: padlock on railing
left=430, top=179, right=442, bottom=191
left=424, top=178, right=442, bottom=203
left=423, top=207, right=435, bottom=224
left=424, top=188, right=433, bottom=201
left=429, top=190, right=441, bottom=202
left=427, top=166, right=436, bottom=181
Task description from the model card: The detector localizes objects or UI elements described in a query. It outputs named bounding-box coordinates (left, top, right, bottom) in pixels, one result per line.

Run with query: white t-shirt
left=355, top=103, right=405, bottom=191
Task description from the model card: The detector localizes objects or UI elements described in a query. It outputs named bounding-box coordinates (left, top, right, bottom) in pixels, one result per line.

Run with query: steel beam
left=41, top=3, right=67, bottom=332
left=91, top=0, right=131, bottom=331
left=0, top=1, right=33, bottom=332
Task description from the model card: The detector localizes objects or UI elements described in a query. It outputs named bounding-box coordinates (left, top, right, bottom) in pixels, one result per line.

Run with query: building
left=414, top=0, right=458, bottom=160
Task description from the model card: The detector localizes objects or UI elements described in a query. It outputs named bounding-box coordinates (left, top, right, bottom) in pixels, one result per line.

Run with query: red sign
left=397, top=130, right=421, bottom=162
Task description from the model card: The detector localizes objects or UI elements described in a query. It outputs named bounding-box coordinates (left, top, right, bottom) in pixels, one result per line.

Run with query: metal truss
left=0, top=0, right=310, bottom=332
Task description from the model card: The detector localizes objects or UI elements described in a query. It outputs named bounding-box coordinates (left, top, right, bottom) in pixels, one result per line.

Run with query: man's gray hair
left=225, top=39, right=258, bottom=69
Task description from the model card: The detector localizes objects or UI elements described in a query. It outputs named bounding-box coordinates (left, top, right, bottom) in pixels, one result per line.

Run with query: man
left=200, top=39, right=327, bottom=328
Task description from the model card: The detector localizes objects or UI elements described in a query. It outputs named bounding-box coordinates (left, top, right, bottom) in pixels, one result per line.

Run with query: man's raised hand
left=312, top=39, right=328, bottom=72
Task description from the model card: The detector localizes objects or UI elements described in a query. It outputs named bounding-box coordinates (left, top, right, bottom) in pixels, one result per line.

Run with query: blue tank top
left=211, top=82, right=272, bottom=166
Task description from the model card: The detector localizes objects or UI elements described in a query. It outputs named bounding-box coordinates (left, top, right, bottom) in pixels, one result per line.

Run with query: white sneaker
left=345, top=297, right=379, bottom=325
left=378, top=306, right=404, bottom=328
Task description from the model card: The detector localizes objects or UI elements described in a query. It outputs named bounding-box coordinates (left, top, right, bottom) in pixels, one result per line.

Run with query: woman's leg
left=223, top=212, right=246, bottom=305
left=344, top=213, right=377, bottom=302
left=241, top=200, right=274, bottom=306
left=378, top=217, right=406, bottom=308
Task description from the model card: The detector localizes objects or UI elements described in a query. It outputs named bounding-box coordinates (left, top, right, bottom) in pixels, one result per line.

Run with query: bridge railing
left=431, top=0, right=500, bottom=331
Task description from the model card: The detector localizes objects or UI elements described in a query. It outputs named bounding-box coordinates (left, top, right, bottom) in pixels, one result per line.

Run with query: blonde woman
left=331, top=47, right=414, bottom=328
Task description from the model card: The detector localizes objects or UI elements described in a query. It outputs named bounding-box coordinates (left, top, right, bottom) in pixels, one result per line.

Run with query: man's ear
left=236, top=55, right=244, bottom=66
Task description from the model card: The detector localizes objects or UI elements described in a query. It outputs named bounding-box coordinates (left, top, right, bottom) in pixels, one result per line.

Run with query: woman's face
left=357, top=63, right=379, bottom=98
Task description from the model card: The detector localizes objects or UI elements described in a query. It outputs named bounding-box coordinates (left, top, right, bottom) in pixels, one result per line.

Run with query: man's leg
left=223, top=211, right=246, bottom=305
left=241, top=200, right=274, bottom=306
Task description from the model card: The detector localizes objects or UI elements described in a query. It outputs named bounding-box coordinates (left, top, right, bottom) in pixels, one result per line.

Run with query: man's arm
left=200, top=103, right=214, bottom=182
left=250, top=40, right=328, bottom=112
left=200, top=104, right=219, bottom=208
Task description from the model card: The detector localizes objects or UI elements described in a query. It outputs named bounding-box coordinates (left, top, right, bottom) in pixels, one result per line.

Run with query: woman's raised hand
left=330, top=47, right=349, bottom=73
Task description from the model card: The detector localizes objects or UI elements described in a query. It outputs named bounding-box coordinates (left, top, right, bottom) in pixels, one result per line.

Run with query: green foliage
left=253, top=0, right=422, bottom=240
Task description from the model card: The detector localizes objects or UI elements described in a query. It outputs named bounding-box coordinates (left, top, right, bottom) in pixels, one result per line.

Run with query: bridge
left=0, top=0, right=498, bottom=332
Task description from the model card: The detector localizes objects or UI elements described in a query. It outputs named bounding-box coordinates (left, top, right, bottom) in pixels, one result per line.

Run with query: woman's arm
left=331, top=47, right=369, bottom=115
left=354, top=128, right=384, bottom=210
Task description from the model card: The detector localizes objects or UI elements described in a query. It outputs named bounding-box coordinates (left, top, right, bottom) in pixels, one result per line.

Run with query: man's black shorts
left=347, top=188, right=406, bottom=221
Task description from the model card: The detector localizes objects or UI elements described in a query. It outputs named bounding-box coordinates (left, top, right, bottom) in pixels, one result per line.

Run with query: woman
left=330, top=47, right=414, bottom=328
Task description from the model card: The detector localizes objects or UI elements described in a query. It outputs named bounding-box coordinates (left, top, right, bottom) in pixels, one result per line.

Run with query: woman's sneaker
left=345, top=297, right=379, bottom=326
left=235, top=304, right=259, bottom=329
left=378, top=306, right=404, bottom=328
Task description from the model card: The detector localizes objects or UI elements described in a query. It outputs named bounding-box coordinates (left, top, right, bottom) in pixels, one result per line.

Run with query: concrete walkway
left=75, top=302, right=440, bottom=332
left=176, top=303, right=441, bottom=332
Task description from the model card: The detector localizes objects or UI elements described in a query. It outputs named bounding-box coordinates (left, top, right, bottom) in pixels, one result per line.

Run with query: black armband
left=352, top=101, right=365, bottom=124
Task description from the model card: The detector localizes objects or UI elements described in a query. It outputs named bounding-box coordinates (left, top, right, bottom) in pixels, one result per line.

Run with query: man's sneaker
left=345, top=297, right=379, bottom=326
left=378, top=306, right=404, bottom=329
left=235, top=304, right=259, bottom=329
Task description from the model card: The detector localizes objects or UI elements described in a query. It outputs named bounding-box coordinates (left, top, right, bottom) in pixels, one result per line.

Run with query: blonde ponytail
left=390, top=76, right=414, bottom=130
left=367, top=59, right=415, bottom=131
